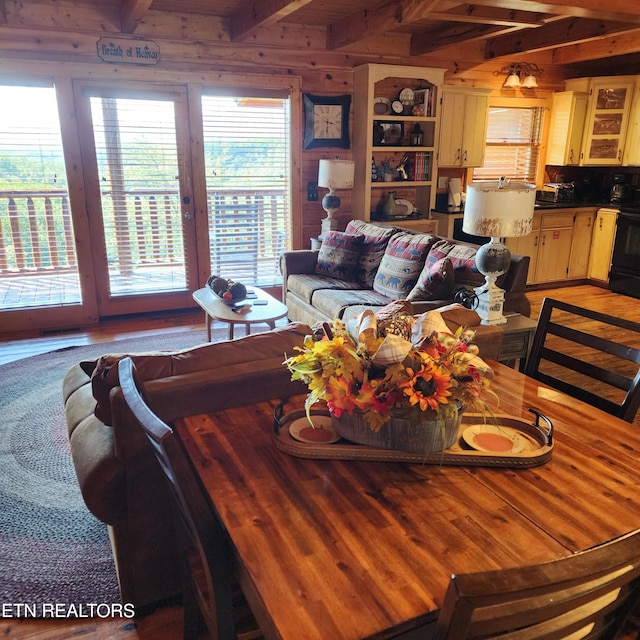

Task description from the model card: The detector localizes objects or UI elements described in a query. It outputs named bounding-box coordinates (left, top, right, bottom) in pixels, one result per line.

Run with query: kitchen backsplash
left=545, top=165, right=640, bottom=204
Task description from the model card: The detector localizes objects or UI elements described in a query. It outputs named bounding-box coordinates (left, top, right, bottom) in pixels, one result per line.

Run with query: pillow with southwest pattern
left=345, top=220, right=397, bottom=287
left=315, top=231, right=364, bottom=282
left=373, top=232, right=437, bottom=299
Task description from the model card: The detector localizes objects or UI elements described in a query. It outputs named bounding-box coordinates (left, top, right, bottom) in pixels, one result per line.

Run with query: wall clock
left=303, top=93, right=351, bottom=149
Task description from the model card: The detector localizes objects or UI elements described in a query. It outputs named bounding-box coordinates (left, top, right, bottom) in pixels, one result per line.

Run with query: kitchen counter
left=533, top=201, right=611, bottom=209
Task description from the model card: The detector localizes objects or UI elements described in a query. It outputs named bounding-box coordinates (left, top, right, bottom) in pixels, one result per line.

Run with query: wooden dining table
left=174, top=360, right=640, bottom=640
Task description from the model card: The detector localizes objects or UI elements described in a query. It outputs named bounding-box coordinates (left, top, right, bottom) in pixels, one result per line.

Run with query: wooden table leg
left=205, top=311, right=211, bottom=342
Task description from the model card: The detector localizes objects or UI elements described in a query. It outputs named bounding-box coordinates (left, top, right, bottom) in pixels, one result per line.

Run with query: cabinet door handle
left=618, top=149, right=622, bottom=160
left=542, top=234, right=546, bottom=246
left=456, top=148, right=461, bottom=161
left=463, top=150, right=468, bottom=162
left=534, top=235, right=538, bottom=247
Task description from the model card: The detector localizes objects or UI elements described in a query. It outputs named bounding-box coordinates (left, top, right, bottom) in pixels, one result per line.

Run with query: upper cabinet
left=546, top=90, right=588, bottom=166
left=623, top=81, right=640, bottom=166
left=438, top=87, right=490, bottom=168
left=565, top=76, right=636, bottom=166
left=353, top=64, right=445, bottom=221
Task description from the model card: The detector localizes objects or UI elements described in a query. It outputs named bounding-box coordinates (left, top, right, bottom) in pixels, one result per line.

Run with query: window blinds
left=473, top=106, right=543, bottom=183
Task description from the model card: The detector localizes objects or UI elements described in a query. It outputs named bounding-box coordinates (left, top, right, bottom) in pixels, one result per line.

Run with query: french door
left=75, top=82, right=198, bottom=317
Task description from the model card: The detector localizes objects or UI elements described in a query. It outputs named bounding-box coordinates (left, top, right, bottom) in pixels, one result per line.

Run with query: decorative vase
left=331, top=406, right=463, bottom=454
left=382, top=191, right=398, bottom=216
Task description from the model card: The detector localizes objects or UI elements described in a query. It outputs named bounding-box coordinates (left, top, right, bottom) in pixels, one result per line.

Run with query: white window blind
left=89, top=95, right=187, bottom=297
left=201, top=92, right=290, bottom=286
left=0, top=84, right=81, bottom=309
left=473, top=106, right=543, bottom=183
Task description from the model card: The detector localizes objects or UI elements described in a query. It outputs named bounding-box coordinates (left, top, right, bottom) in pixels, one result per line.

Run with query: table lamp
left=318, top=158, right=355, bottom=235
left=463, top=177, right=536, bottom=325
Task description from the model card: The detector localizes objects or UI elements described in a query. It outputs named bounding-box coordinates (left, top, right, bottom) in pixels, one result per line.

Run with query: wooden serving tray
left=272, top=407, right=553, bottom=468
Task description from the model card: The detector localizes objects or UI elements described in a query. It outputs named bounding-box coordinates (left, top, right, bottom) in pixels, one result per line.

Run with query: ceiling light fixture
left=495, top=62, right=543, bottom=89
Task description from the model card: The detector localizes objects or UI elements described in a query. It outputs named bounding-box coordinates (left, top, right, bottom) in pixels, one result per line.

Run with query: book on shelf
left=410, top=152, right=431, bottom=181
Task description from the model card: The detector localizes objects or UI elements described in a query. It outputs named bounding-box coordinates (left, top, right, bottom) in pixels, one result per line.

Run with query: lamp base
left=474, top=237, right=511, bottom=325
left=474, top=284, right=507, bottom=325
left=320, top=190, right=341, bottom=236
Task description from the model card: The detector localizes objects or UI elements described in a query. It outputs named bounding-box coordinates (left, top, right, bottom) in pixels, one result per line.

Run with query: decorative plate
left=288, top=415, right=340, bottom=444
left=462, top=424, right=525, bottom=454
left=373, top=98, right=391, bottom=115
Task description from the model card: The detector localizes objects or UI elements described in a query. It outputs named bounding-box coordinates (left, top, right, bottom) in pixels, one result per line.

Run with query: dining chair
left=118, top=356, right=262, bottom=640
left=431, top=528, right=640, bottom=639
left=524, top=297, right=640, bottom=422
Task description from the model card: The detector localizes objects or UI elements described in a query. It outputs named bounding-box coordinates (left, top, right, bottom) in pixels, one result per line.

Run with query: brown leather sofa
left=62, top=312, right=502, bottom=611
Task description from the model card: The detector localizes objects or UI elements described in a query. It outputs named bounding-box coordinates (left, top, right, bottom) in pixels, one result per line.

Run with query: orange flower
left=401, top=364, right=452, bottom=411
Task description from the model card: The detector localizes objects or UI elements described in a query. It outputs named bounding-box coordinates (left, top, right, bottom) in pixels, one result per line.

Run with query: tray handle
left=273, top=399, right=289, bottom=435
left=528, top=407, right=553, bottom=446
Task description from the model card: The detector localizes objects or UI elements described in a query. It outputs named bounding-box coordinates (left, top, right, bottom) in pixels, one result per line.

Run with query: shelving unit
left=353, top=64, right=445, bottom=222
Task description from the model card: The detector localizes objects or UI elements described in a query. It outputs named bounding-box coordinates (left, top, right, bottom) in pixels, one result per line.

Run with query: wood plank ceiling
left=109, top=0, right=640, bottom=75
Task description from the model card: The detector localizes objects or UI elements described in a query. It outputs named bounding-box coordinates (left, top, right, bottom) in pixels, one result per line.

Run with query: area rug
left=0, top=324, right=252, bottom=612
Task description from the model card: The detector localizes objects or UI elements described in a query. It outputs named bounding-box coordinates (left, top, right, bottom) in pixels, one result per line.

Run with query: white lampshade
left=318, top=159, right=355, bottom=191
left=463, top=180, right=536, bottom=238
left=503, top=73, right=521, bottom=88
left=521, top=74, right=538, bottom=88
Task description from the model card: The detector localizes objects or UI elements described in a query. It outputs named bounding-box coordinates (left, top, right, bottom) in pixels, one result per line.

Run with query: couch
left=281, top=220, right=531, bottom=329
left=63, top=323, right=312, bottom=611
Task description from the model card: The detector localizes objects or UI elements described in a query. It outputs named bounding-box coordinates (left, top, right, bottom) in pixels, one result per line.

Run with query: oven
left=609, top=205, right=640, bottom=298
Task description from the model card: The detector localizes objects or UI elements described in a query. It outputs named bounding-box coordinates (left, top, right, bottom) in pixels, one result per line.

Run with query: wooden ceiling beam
left=229, top=0, right=313, bottom=42
left=120, top=0, right=153, bottom=34
left=552, top=28, right=640, bottom=64
left=457, top=0, right=640, bottom=24
left=422, top=5, right=546, bottom=28
left=485, top=17, right=637, bottom=58
left=411, top=23, right=520, bottom=56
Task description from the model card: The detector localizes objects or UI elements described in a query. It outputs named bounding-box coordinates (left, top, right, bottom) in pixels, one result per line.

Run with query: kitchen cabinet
left=507, top=208, right=597, bottom=285
left=568, top=77, right=636, bottom=166
left=588, top=208, right=618, bottom=281
left=536, top=212, right=574, bottom=283
left=353, top=64, right=445, bottom=221
left=623, top=81, right=640, bottom=165
left=546, top=90, right=588, bottom=166
left=438, top=87, right=490, bottom=167
left=568, top=208, right=595, bottom=278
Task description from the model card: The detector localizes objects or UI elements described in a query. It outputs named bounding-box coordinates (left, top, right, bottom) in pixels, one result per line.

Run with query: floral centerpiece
left=284, top=307, right=495, bottom=453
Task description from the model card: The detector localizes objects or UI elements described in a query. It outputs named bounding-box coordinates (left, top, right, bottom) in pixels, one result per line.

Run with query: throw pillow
left=373, top=232, right=437, bottom=299
left=315, top=231, right=364, bottom=282
left=345, top=220, right=396, bottom=287
left=407, top=256, right=455, bottom=301
left=428, top=239, right=485, bottom=287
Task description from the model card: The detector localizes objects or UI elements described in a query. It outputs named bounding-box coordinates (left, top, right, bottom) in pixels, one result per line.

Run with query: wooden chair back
left=118, top=357, right=260, bottom=640
left=432, top=529, right=640, bottom=639
left=524, top=297, right=640, bottom=422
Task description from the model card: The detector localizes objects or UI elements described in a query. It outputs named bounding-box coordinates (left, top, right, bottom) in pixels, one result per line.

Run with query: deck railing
left=0, top=187, right=288, bottom=284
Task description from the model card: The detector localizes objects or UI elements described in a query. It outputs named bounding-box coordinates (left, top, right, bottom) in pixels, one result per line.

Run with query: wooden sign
left=96, top=37, right=160, bottom=65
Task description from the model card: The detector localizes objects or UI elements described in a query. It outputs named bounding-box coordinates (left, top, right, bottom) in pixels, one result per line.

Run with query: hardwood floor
left=1, top=284, right=639, bottom=640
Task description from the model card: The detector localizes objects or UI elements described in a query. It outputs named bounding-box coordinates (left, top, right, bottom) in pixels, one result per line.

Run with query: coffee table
left=192, top=286, right=288, bottom=341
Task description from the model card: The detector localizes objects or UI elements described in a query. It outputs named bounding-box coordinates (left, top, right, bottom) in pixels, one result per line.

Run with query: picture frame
left=373, top=120, right=404, bottom=146
left=303, top=93, right=351, bottom=149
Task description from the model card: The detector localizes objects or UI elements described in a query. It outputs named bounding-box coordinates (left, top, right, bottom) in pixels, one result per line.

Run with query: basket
left=332, top=407, right=462, bottom=454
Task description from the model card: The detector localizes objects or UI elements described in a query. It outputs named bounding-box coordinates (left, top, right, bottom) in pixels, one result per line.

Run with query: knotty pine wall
left=0, top=0, right=569, bottom=248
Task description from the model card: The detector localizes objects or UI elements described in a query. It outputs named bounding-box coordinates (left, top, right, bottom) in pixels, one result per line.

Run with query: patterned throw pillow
left=373, top=232, right=437, bottom=299
left=407, top=256, right=455, bottom=300
left=428, top=240, right=484, bottom=287
left=345, top=220, right=396, bottom=287
left=315, top=231, right=364, bottom=282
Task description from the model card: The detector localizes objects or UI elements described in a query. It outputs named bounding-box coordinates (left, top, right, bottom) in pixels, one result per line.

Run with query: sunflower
left=400, top=363, right=452, bottom=411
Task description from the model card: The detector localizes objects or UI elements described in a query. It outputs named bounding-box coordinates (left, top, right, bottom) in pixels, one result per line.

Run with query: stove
left=609, top=204, right=640, bottom=298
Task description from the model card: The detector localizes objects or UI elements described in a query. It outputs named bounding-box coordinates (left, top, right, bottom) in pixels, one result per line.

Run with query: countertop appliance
left=536, top=182, right=575, bottom=203
left=609, top=174, right=631, bottom=204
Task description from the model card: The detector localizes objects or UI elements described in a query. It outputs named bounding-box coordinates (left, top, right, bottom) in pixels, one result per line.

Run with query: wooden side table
left=498, top=313, right=538, bottom=370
